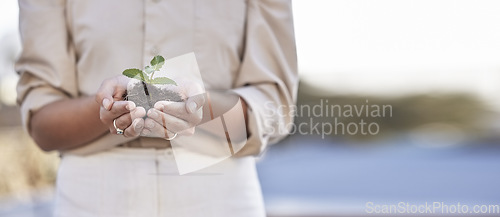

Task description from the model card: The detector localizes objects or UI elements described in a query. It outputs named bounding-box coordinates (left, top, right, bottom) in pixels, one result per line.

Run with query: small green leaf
left=150, top=55, right=165, bottom=71
left=123, top=68, right=143, bottom=80
left=150, top=77, right=177, bottom=85
left=144, top=66, right=155, bottom=74
left=141, top=72, right=150, bottom=83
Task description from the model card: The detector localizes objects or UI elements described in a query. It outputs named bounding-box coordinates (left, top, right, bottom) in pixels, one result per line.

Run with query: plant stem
left=140, top=81, right=153, bottom=108
left=150, top=71, right=155, bottom=81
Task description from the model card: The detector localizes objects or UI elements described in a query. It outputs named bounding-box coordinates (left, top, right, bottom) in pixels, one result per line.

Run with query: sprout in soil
left=122, top=55, right=177, bottom=86
left=122, top=55, right=181, bottom=110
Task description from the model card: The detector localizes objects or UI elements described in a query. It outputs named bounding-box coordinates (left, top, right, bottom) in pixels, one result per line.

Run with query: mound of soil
left=125, top=82, right=183, bottom=111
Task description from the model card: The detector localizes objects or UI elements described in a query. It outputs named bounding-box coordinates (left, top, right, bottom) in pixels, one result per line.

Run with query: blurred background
left=1, top=0, right=500, bottom=216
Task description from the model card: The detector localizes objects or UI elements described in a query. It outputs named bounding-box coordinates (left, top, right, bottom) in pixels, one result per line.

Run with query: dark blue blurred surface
left=256, top=135, right=500, bottom=215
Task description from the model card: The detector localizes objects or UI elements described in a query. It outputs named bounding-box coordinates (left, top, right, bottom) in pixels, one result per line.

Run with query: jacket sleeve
left=232, top=0, right=298, bottom=156
left=15, top=0, right=78, bottom=134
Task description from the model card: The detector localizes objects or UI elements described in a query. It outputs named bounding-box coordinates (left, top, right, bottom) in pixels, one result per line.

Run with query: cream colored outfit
left=16, top=0, right=297, bottom=216
left=56, top=147, right=266, bottom=217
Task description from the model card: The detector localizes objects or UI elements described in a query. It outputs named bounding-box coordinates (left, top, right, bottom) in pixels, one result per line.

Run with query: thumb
left=96, top=79, right=119, bottom=111
left=102, top=98, right=113, bottom=111
left=186, top=93, right=205, bottom=114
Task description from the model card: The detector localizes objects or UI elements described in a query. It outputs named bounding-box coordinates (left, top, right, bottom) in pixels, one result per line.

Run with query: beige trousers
left=54, top=147, right=265, bottom=217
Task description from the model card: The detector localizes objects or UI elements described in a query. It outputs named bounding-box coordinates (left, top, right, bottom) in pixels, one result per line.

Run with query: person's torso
left=66, top=0, right=248, bottom=96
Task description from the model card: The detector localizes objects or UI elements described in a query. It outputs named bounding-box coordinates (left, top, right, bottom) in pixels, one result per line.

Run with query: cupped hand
left=142, top=81, right=205, bottom=139
left=95, top=75, right=146, bottom=137
left=141, top=95, right=205, bottom=138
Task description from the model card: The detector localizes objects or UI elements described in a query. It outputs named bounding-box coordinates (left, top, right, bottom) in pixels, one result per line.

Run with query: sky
left=1, top=0, right=500, bottom=108
left=0, top=0, right=17, bottom=31
left=292, top=1, right=500, bottom=101
left=0, top=0, right=19, bottom=105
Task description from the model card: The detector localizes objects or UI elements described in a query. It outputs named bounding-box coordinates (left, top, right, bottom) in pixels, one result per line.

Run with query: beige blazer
left=16, top=0, right=298, bottom=156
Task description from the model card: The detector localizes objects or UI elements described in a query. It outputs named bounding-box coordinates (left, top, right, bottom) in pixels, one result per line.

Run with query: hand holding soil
left=142, top=82, right=205, bottom=138
left=123, top=55, right=181, bottom=111
left=95, top=75, right=146, bottom=137
left=96, top=55, right=205, bottom=139
left=97, top=55, right=205, bottom=139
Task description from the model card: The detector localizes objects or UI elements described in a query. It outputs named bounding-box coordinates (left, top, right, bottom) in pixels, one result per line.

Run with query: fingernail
left=148, top=110, right=158, bottom=118
left=188, top=101, right=197, bottom=113
left=126, top=102, right=136, bottom=111
left=102, top=98, right=111, bottom=110
left=133, top=119, right=143, bottom=131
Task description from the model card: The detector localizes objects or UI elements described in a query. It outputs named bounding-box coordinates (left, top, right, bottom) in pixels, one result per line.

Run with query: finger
left=153, top=94, right=205, bottom=115
left=96, top=77, right=128, bottom=110
left=141, top=118, right=178, bottom=138
left=124, top=118, right=144, bottom=138
left=100, top=101, right=136, bottom=123
left=96, top=81, right=116, bottom=111
left=150, top=106, right=202, bottom=131
left=185, top=93, right=206, bottom=114
left=102, top=98, right=113, bottom=111
left=130, top=106, right=146, bottom=120
left=120, top=107, right=146, bottom=136
left=111, top=113, right=133, bottom=133
left=146, top=109, right=193, bottom=133
left=153, top=101, right=188, bottom=120
left=110, top=101, right=135, bottom=117
left=153, top=101, right=202, bottom=124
